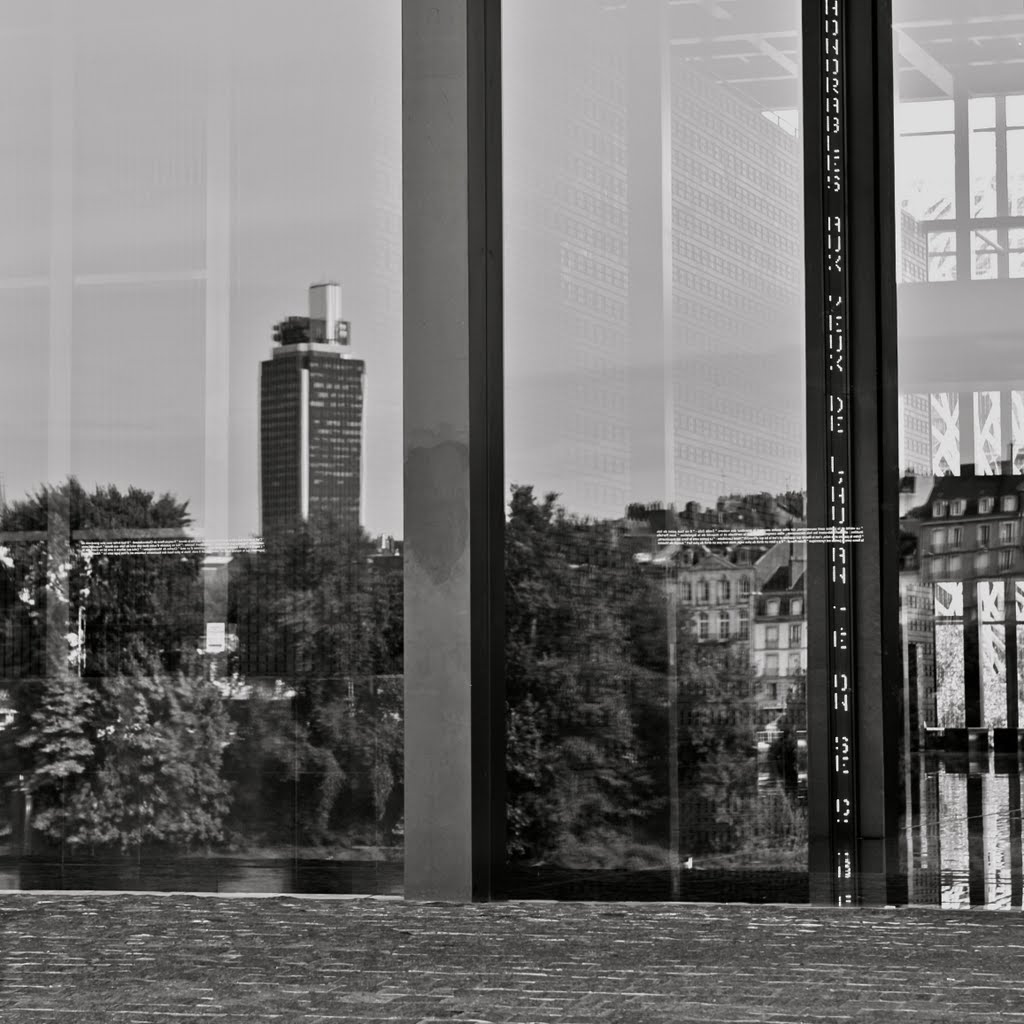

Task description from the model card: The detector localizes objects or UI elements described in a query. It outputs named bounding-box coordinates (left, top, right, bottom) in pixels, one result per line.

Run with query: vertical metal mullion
left=963, top=588, right=981, bottom=728
left=467, top=0, right=505, bottom=902
left=1010, top=769, right=1023, bottom=907
left=854, top=0, right=904, bottom=908
left=804, top=0, right=902, bottom=906
left=803, top=0, right=831, bottom=904
left=996, top=97, right=1009, bottom=280
left=821, top=0, right=858, bottom=907
left=804, top=0, right=858, bottom=907
left=966, top=773, right=985, bottom=906
left=1006, top=580, right=1018, bottom=732
left=953, top=88, right=970, bottom=281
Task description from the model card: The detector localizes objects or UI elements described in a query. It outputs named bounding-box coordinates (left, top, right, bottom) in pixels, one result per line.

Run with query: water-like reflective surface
left=0, top=857, right=402, bottom=896
left=894, top=0, right=1024, bottom=910
left=906, top=753, right=1024, bottom=909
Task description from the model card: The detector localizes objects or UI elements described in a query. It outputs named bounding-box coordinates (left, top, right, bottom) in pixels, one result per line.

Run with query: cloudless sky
left=0, top=0, right=855, bottom=540
left=0, top=0, right=403, bottom=538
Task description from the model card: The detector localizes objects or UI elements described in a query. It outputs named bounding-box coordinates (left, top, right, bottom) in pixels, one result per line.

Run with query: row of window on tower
left=679, top=578, right=804, bottom=616
left=933, top=496, right=1018, bottom=517
left=681, top=577, right=751, bottom=603
left=693, top=612, right=803, bottom=647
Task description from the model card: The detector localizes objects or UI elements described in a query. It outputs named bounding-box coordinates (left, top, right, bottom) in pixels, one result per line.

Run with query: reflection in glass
left=897, top=0, right=1024, bottom=907
left=0, top=2, right=402, bottom=893
left=503, top=0, right=806, bottom=901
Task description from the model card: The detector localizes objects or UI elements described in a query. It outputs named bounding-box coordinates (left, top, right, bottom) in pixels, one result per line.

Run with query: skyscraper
left=260, top=283, right=365, bottom=534
left=504, top=4, right=807, bottom=522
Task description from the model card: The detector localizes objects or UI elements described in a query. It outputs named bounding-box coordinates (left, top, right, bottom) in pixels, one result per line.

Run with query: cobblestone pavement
left=3, top=894, right=1024, bottom=1023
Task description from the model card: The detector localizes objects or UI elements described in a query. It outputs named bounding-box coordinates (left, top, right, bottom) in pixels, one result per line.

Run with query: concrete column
left=402, top=0, right=504, bottom=901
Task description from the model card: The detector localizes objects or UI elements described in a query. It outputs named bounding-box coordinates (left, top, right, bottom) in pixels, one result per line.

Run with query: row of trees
left=506, top=487, right=804, bottom=866
left=0, top=479, right=804, bottom=867
left=0, top=480, right=403, bottom=854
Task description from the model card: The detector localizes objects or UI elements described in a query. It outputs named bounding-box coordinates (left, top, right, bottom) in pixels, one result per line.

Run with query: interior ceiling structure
left=605, top=0, right=1024, bottom=110
left=665, top=0, right=801, bottom=111
left=893, top=1, right=1024, bottom=102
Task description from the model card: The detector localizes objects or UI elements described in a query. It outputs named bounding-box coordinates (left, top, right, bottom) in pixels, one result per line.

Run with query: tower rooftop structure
left=272, top=282, right=352, bottom=348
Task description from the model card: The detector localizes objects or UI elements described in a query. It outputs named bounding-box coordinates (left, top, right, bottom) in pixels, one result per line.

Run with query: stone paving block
left=5, top=896, right=1024, bottom=1022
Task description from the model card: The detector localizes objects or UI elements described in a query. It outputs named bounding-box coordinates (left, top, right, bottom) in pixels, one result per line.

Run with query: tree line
left=0, top=479, right=804, bottom=867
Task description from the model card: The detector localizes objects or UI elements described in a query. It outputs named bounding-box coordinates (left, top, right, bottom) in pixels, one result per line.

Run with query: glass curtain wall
left=502, top=0, right=808, bottom=901
left=895, top=0, right=1024, bottom=908
left=0, top=0, right=403, bottom=893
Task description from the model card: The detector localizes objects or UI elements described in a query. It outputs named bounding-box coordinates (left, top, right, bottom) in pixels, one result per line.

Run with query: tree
left=228, top=516, right=404, bottom=848
left=0, top=478, right=202, bottom=680
left=21, top=671, right=231, bottom=851
left=504, top=486, right=665, bottom=864
left=677, top=645, right=759, bottom=854
left=0, top=479, right=228, bottom=852
left=504, top=486, right=781, bottom=865
left=14, top=668, right=93, bottom=797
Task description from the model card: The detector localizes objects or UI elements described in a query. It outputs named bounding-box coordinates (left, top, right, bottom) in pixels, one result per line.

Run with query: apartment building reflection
left=900, top=426, right=1024, bottom=908
left=752, top=554, right=805, bottom=725
left=901, top=452, right=1024, bottom=746
left=624, top=495, right=807, bottom=728
left=900, top=455, right=1024, bottom=908
left=893, top=13, right=1024, bottom=909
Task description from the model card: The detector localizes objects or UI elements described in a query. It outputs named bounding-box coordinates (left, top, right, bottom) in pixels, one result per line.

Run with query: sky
left=0, top=0, right=822, bottom=540
left=0, top=0, right=403, bottom=539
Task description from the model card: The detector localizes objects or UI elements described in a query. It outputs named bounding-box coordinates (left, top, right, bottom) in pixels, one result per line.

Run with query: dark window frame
left=802, top=0, right=904, bottom=906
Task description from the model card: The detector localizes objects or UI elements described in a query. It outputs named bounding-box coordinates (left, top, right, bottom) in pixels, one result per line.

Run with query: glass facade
left=503, top=0, right=807, bottom=901
left=2, top=0, right=1022, bottom=907
left=0, top=0, right=403, bottom=893
left=896, top=0, right=1024, bottom=908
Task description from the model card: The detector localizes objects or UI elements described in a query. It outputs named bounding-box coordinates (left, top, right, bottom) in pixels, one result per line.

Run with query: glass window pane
left=1008, top=130, right=1024, bottom=216
left=1011, top=229, right=1024, bottom=279
left=1007, top=95, right=1024, bottom=128
left=0, top=25, right=49, bottom=278
left=898, top=131, right=956, bottom=220
left=0, top=1, right=403, bottom=895
left=503, top=0, right=806, bottom=902
left=897, top=99, right=954, bottom=135
left=926, top=231, right=957, bottom=282
left=896, top=1, right=1023, bottom=909
left=972, top=231, right=999, bottom=280
left=969, top=129, right=997, bottom=219
left=969, top=97, right=995, bottom=132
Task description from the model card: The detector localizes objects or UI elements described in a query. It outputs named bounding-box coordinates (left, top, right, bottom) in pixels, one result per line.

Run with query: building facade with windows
left=260, top=283, right=365, bottom=534
left=751, top=555, right=806, bottom=723
left=677, top=547, right=756, bottom=646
